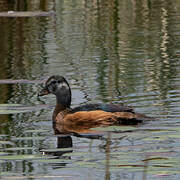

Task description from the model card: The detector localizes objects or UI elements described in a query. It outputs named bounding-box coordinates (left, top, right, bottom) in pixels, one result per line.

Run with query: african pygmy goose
left=38, top=75, right=148, bottom=132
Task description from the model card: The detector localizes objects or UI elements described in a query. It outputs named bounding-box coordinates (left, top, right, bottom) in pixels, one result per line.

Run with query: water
left=0, top=0, right=180, bottom=179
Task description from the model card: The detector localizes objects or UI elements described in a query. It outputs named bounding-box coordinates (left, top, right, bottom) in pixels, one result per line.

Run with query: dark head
left=38, top=75, right=71, bottom=108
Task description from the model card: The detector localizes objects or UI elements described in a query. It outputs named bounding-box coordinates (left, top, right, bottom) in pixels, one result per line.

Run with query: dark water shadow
left=39, top=135, right=73, bottom=169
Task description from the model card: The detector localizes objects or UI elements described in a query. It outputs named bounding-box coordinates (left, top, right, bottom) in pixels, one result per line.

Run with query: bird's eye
left=51, top=80, right=56, bottom=84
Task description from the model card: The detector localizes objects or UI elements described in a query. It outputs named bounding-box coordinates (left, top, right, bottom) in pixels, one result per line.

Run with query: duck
left=38, top=75, right=148, bottom=133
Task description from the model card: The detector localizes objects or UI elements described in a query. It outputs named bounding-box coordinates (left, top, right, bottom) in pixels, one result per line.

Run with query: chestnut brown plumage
left=38, top=75, right=148, bottom=133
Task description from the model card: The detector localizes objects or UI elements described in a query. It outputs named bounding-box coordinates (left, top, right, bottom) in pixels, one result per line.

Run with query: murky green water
left=0, top=0, right=180, bottom=179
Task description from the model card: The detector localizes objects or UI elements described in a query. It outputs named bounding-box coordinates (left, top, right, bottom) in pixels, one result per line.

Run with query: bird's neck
left=52, top=89, right=71, bottom=124
left=53, top=94, right=71, bottom=120
left=55, top=89, right=71, bottom=109
left=52, top=104, right=71, bottom=133
left=53, top=103, right=69, bottom=118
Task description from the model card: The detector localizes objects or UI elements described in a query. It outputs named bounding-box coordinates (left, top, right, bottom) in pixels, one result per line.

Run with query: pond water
left=0, top=0, right=180, bottom=179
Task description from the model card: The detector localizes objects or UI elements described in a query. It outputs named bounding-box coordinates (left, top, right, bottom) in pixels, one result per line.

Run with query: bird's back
left=71, top=103, right=134, bottom=113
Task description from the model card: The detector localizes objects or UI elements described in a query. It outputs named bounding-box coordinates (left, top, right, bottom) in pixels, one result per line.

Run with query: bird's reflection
left=54, top=120, right=107, bottom=140
left=40, top=122, right=106, bottom=169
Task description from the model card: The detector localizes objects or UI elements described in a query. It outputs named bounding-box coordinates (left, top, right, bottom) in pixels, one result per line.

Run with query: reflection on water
left=0, top=0, right=180, bottom=179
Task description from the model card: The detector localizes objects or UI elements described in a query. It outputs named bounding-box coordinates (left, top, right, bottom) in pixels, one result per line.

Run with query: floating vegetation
left=0, top=175, right=76, bottom=179
left=0, top=11, right=54, bottom=17
left=11, top=136, right=46, bottom=141
left=2, top=147, right=33, bottom=151
left=40, top=148, right=73, bottom=153
left=0, top=140, right=15, bottom=146
left=0, top=154, right=54, bottom=161
left=92, top=125, right=138, bottom=132
left=0, top=104, right=52, bottom=114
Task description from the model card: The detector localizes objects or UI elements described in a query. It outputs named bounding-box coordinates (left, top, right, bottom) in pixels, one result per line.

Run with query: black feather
left=71, top=103, right=134, bottom=113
